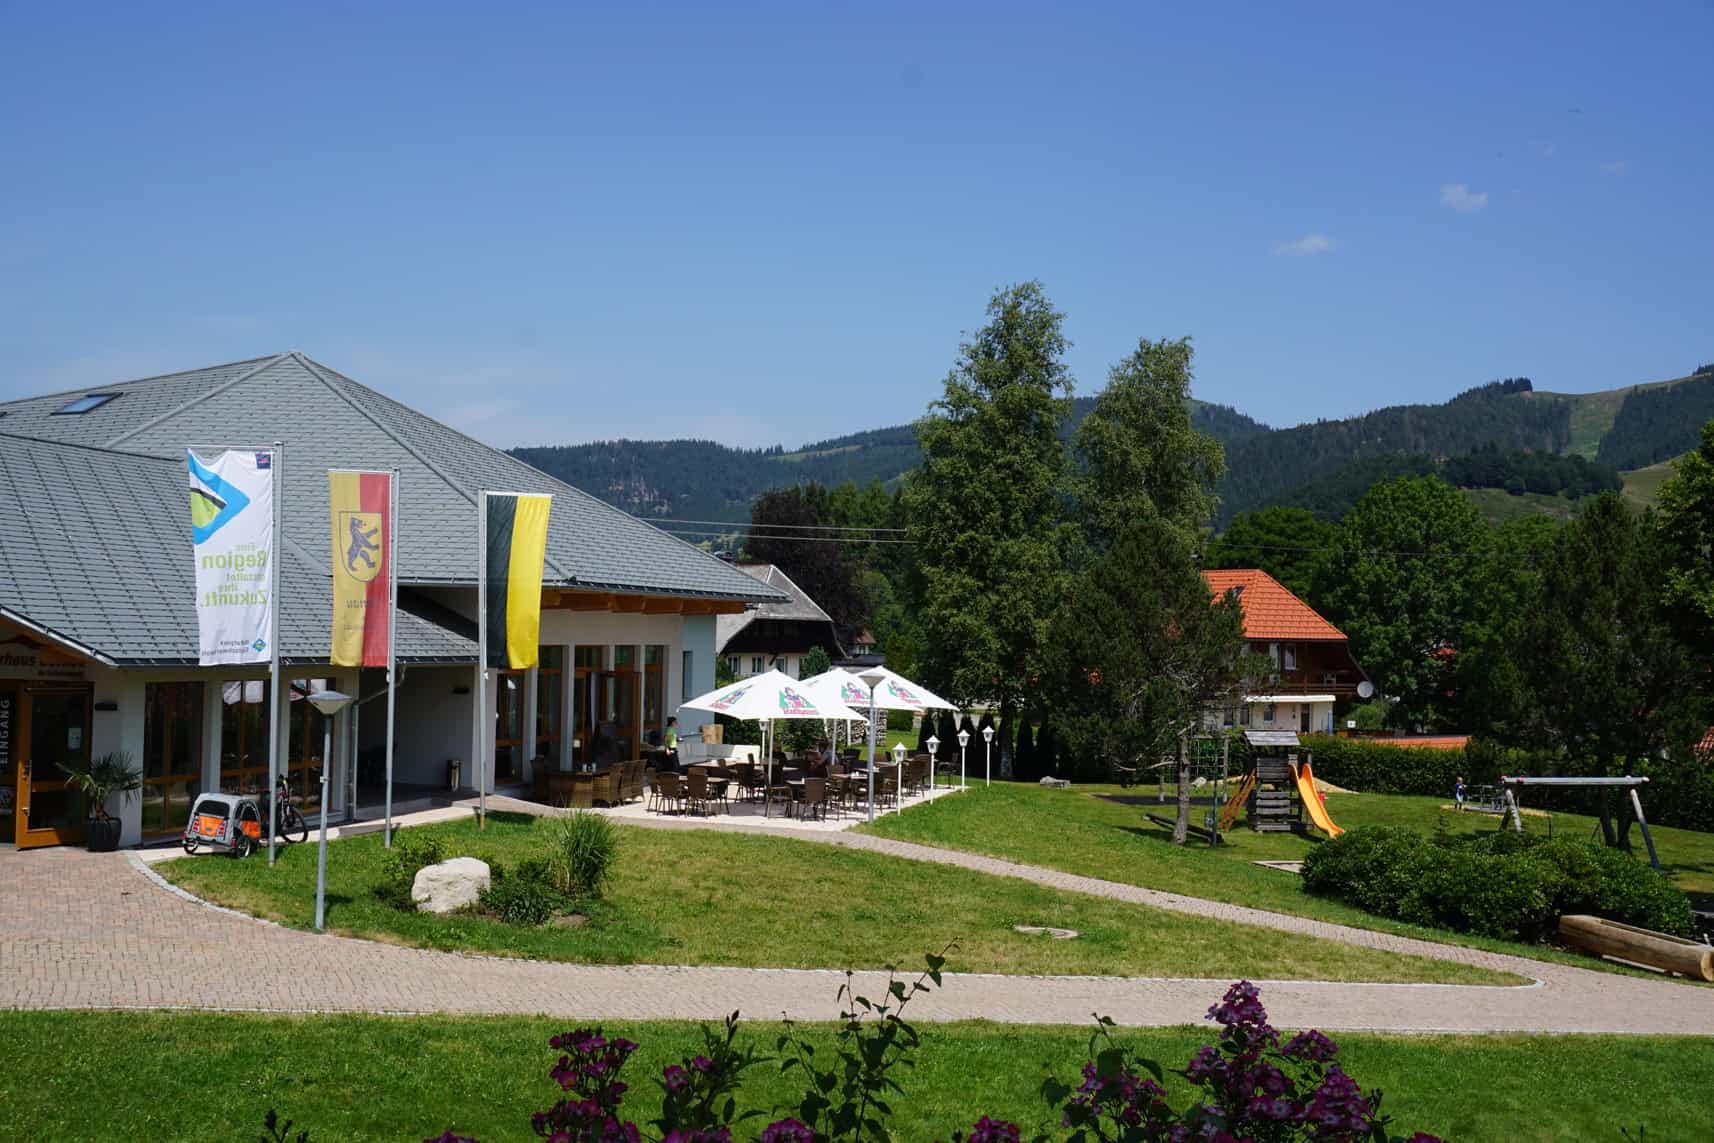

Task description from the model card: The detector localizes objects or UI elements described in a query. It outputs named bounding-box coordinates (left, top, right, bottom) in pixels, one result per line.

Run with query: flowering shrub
left=1022, top=981, right=1441, bottom=1143
left=264, top=968, right=1446, bottom=1142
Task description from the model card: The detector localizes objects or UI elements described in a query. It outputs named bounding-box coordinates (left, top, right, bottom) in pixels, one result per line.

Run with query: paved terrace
left=5, top=806, right=1712, bottom=1035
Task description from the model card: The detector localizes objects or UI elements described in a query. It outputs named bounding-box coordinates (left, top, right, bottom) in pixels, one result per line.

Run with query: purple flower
left=690, top=1054, right=713, bottom=1074
left=662, top=1064, right=690, bottom=1093
left=759, top=1119, right=815, bottom=1143
left=966, top=1115, right=1021, bottom=1143
left=1282, top=1029, right=1339, bottom=1064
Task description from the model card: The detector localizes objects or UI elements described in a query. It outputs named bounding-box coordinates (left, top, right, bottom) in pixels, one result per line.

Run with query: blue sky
left=3, top=2, right=1709, bottom=449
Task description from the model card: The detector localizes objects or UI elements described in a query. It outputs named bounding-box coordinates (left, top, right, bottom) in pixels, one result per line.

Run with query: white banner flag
left=188, top=449, right=276, bottom=665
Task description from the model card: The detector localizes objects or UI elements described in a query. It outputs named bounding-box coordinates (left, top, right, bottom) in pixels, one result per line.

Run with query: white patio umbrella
left=680, top=670, right=865, bottom=817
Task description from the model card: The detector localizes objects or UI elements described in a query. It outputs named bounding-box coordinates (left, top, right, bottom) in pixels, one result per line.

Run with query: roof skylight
left=52, top=393, right=121, bottom=415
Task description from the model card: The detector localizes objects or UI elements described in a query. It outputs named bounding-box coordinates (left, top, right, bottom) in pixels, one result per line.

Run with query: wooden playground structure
left=1143, top=730, right=1344, bottom=843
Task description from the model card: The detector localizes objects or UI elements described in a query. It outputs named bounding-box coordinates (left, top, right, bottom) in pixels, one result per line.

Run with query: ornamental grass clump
left=549, top=811, right=620, bottom=899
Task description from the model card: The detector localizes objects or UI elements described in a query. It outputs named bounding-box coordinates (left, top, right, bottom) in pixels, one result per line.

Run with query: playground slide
left=1294, top=761, right=1344, bottom=838
left=1219, top=770, right=1256, bottom=832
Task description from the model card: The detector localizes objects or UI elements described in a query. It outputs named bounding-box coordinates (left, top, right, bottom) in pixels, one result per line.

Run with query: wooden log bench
left=1558, top=914, right=1714, bottom=981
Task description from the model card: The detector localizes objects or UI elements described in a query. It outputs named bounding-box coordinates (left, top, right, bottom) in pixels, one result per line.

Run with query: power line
left=660, top=527, right=915, bottom=545
left=642, top=515, right=909, bottom=534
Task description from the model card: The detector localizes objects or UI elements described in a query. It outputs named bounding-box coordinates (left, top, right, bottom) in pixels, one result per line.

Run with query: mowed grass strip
left=157, top=812, right=1513, bottom=984
left=1, top=1010, right=1708, bottom=1142
left=861, top=782, right=1714, bottom=976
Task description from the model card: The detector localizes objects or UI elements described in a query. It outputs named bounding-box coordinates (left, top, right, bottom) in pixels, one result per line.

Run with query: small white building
left=715, top=564, right=843, bottom=680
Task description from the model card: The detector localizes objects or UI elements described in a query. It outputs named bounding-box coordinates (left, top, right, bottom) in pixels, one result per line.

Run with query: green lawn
left=860, top=782, right=1714, bottom=975
left=1, top=1009, right=1707, bottom=1141
left=157, top=812, right=1509, bottom=984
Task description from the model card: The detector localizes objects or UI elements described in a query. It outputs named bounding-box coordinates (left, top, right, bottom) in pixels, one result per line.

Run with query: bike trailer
left=182, top=792, right=263, bottom=857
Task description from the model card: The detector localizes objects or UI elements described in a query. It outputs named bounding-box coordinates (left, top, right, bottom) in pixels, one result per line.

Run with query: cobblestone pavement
left=3, top=824, right=1711, bottom=1034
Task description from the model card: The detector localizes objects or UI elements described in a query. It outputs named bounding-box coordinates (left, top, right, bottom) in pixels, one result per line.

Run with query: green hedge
left=1301, top=826, right=1695, bottom=942
left=1298, top=735, right=1473, bottom=796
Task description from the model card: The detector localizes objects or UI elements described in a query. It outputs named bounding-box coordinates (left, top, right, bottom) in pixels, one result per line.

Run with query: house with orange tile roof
left=1200, top=568, right=1370, bottom=735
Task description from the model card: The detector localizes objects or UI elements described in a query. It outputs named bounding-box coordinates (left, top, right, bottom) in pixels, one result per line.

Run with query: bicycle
left=259, top=775, right=310, bottom=845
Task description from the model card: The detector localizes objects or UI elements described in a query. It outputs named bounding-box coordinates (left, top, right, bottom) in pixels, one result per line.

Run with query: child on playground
left=1454, top=774, right=1465, bottom=810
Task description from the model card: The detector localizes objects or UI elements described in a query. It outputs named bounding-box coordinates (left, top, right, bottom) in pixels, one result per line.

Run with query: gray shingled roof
left=715, top=564, right=835, bottom=651
left=0, top=432, right=473, bottom=664
left=0, top=352, right=782, bottom=602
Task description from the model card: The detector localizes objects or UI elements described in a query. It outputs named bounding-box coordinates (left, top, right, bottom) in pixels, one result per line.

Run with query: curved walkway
left=3, top=824, right=1710, bottom=1035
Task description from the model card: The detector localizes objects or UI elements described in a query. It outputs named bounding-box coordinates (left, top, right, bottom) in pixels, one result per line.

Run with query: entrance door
left=1299, top=704, right=1312, bottom=734
left=14, top=686, right=92, bottom=849
left=596, top=670, right=639, bottom=763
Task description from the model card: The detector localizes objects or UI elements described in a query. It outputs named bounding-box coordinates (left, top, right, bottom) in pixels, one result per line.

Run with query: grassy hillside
left=1461, top=487, right=1581, bottom=525
left=1621, top=455, right=1681, bottom=510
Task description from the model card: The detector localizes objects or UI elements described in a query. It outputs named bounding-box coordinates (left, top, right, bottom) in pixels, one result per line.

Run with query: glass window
left=1263, top=703, right=1276, bottom=722
left=574, top=645, right=604, bottom=670
left=143, top=683, right=203, bottom=836
left=537, top=647, right=564, bottom=761
left=286, top=679, right=331, bottom=812
left=613, top=645, right=636, bottom=669
left=1282, top=645, right=1298, bottom=671
left=53, top=393, right=121, bottom=415
left=725, top=656, right=737, bottom=676
left=683, top=650, right=694, bottom=702
left=219, top=680, right=271, bottom=795
left=750, top=656, right=763, bottom=674
left=643, top=644, right=666, bottom=745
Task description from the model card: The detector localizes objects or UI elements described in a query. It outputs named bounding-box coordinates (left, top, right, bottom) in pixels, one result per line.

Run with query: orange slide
left=1293, top=760, right=1344, bottom=837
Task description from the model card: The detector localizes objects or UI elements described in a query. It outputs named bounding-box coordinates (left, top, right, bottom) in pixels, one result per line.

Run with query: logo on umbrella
left=710, top=684, right=751, bottom=711
left=842, top=681, right=869, bottom=703
left=885, top=680, right=919, bottom=704
left=777, top=686, right=818, bottom=715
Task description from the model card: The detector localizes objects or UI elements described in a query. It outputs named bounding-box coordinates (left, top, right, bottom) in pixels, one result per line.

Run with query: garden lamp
left=892, top=741, right=908, bottom=810
left=982, top=723, right=995, bottom=788
left=927, top=733, right=940, bottom=793
left=308, top=689, right=354, bottom=932
left=860, top=669, right=885, bottom=823
left=957, top=727, right=970, bottom=792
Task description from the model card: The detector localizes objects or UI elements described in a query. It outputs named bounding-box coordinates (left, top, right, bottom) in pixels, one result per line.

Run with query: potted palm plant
left=59, top=751, right=143, bottom=852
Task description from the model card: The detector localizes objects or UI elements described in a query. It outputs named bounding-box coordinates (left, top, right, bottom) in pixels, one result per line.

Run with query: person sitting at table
left=818, top=737, right=837, bottom=770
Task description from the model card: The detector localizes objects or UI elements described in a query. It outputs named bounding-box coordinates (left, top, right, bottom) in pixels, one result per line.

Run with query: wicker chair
left=650, top=771, right=682, bottom=814
left=683, top=770, right=713, bottom=816
left=796, top=776, right=831, bottom=821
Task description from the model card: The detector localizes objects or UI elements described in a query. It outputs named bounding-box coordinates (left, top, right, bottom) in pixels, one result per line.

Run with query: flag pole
left=476, top=491, right=487, bottom=831
left=384, top=468, right=399, bottom=847
left=266, top=440, right=283, bottom=866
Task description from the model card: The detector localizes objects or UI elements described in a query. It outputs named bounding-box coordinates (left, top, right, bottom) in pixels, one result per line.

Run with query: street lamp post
left=860, top=668, right=884, bottom=824
left=982, top=723, right=995, bottom=787
left=308, top=689, right=355, bottom=932
left=957, top=727, right=970, bottom=793
left=892, top=741, right=907, bottom=809
left=926, top=734, right=939, bottom=803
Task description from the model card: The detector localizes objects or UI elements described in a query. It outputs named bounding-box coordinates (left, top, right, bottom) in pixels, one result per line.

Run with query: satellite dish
left=1356, top=681, right=1376, bottom=700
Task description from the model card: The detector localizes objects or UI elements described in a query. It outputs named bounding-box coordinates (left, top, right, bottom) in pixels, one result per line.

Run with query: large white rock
left=411, top=857, right=491, bottom=914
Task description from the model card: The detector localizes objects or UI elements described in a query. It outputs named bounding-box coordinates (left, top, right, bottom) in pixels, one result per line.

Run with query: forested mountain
left=514, top=398, right=1267, bottom=522
left=1280, top=445, right=1621, bottom=521
left=510, top=367, right=1708, bottom=526
left=1595, top=372, right=1714, bottom=471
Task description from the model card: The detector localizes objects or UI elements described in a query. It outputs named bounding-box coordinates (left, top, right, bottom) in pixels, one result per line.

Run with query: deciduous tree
left=1202, top=506, right=1337, bottom=601
left=903, top=282, right=1074, bottom=768
left=1316, top=476, right=1488, bottom=731
left=1046, top=516, right=1259, bottom=842
left=1073, top=336, right=1224, bottom=554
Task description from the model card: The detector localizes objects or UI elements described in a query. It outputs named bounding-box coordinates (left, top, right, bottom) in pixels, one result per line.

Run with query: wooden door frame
left=15, top=682, right=94, bottom=849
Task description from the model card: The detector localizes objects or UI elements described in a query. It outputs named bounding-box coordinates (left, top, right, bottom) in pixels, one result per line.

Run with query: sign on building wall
left=188, top=449, right=275, bottom=666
